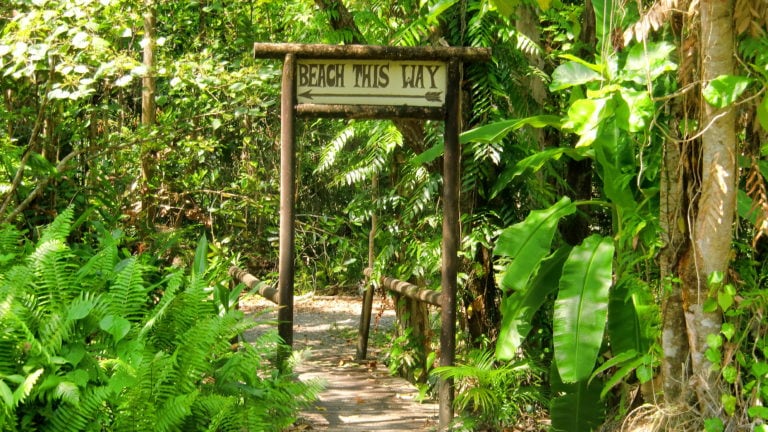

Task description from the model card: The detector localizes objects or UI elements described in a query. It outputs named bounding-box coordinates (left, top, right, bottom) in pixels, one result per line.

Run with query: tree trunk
left=559, top=0, right=595, bottom=246
left=677, top=0, right=736, bottom=416
left=141, top=0, right=157, bottom=226
left=659, top=133, right=690, bottom=404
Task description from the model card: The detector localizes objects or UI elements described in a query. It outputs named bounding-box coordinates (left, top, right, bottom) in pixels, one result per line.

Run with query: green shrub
left=0, top=208, right=319, bottom=431
left=431, top=349, right=546, bottom=431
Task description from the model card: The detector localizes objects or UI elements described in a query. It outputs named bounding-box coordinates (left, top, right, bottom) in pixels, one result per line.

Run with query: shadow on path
left=241, top=295, right=439, bottom=431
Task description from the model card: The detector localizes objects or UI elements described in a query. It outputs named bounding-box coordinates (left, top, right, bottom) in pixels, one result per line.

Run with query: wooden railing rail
left=362, top=268, right=442, bottom=308
left=228, top=266, right=279, bottom=304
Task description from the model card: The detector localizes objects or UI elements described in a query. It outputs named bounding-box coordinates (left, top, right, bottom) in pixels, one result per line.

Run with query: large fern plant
left=0, top=208, right=318, bottom=431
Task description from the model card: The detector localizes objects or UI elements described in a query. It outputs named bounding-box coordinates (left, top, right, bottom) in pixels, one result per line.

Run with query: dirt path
left=240, top=294, right=439, bottom=431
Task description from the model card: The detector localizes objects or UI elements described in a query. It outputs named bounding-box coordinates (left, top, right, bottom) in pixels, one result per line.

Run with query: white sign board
left=296, top=59, right=447, bottom=107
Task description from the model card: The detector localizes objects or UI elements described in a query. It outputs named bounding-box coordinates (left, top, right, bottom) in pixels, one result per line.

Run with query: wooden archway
left=253, top=43, right=490, bottom=429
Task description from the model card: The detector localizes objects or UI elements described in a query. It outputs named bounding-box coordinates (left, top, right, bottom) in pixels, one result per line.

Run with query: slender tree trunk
left=660, top=133, right=689, bottom=404
left=659, top=0, right=698, bottom=406
left=141, top=0, right=157, bottom=226
left=677, top=0, right=736, bottom=416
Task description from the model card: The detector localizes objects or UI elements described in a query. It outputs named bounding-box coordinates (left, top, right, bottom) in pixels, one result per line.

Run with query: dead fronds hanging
left=734, top=0, right=768, bottom=37
left=745, top=157, right=768, bottom=248
left=622, top=0, right=692, bottom=45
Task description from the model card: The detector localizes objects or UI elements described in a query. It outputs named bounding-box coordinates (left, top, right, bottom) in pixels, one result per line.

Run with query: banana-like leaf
left=192, top=235, right=208, bottom=278
left=550, top=366, right=604, bottom=432
left=489, top=147, right=592, bottom=199
left=554, top=235, right=614, bottom=383
left=460, top=115, right=562, bottom=144
left=495, top=197, right=576, bottom=294
left=496, top=246, right=571, bottom=360
left=607, top=279, right=647, bottom=356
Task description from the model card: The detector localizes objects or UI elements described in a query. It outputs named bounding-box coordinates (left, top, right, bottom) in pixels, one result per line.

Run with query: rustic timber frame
left=252, top=42, right=490, bottom=429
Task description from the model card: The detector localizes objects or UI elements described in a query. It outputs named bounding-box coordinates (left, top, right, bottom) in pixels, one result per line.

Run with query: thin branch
left=0, top=96, right=49, bottom=216
left=2, top=148, right=84, bottom=224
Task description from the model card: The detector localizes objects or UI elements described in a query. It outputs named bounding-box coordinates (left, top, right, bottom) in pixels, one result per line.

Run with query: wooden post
left=439, top=58, right=461, bottom=430
left=278, top=53, right=297, bottom=351
left=357, top=176, right=378, bottom=360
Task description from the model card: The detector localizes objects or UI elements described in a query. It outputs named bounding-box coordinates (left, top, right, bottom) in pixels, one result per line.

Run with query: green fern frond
left=174, top=314, right=239, bottom=393
left=30, top=240, right=78, bottom=310
left=156, top=391, right=198, bottom=432
left=38, top=312, right=73, bottom=356
left=75, top=238, right=119, bottom=286
left=106, top=257, right=149, bottom=322
left=316, top=127, right=356, bottom=173
left=0, top=224, right=24, bottom=275
left=191, top=394, right=237, bottom=432
left=404, top=173, right=440, bottom=221
left=37, top=207, right=74, bottom=246
left=44, top=386, right=111, bottom=432
left=138, top=270, right=183, bottom=342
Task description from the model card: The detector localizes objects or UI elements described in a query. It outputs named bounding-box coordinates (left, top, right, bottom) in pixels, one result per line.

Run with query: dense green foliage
left=0, top=208, right=319, bottom=431
left=2, top=0, right=768, bottom=430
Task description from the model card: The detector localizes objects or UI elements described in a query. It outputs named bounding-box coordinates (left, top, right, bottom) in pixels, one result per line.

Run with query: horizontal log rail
left=229, top=266, right=279, bottom=304
left=363, top=268, right=442, bottom=307
left=296, top=104, right=443, bottom=120
left=253, top=43, right=492, bottom=62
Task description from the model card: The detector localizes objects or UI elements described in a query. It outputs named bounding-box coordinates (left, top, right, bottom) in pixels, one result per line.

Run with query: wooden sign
left=296, top=59, right=447, bottom=107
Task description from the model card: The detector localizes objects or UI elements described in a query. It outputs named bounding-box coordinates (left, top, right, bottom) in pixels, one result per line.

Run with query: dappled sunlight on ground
left=240, top=294, right=439, bottom=431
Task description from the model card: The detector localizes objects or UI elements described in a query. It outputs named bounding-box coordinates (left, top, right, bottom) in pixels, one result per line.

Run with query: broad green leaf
left=704, top=418, right=725, bottom=432
left=557, top=55, right=604, bottom=74
left=495, top=197, right=577, bottom=294
left=100, top=315, right=131, bottom=342
left=489, top=147, right=591, bottom=199
left=428, top=0, right=459, bottom=22
left=593, top=120, right=637, bottom=208
left=618, top=89, right=654, bottom=132
left=608, top=279, right=646, bottom=355
left=636, top=363, right=653, bottom=383
left=749, top=405, right=768, bottom=420
left=410, top=143, right=443, bottom=165
left=590, top=349, right=638, bottom=379
left=63, top=343, right=86, bottom=367
left=703, top=75, right=752, bottom=108
left=563, top=97, right=612, bottom=138
left=737, top=189, right=758, bottom=225
left=66, top=369, right=89, bottom=388
left=489, top=0, right=519, bottom=17
left=460, top=115, right=562, bottom=144
left=496, top=247, right=571, bottom=360
left=721, top=322, right=736, bottom=341
left=554, top=235, right=614, bottom=383
left=722, top=393, right=737, bottom=416
left=67, top=296, right=94, bottom=321
left=550, top=62, right=603, bottom=91
left=758, top=95, right=768, bottom=131
left=0, top=380, right=13, bottom=407
left=550, top=366, right=604, bottom=432
left=595, top=353, right=645, bottom=398
left=193, top=235, right=208, bottom=277
left=622, top=42, right=677, bottom=84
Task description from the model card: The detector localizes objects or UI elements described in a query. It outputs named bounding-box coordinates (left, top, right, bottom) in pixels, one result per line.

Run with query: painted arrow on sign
left=299, top=89, right=443, bottom=103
